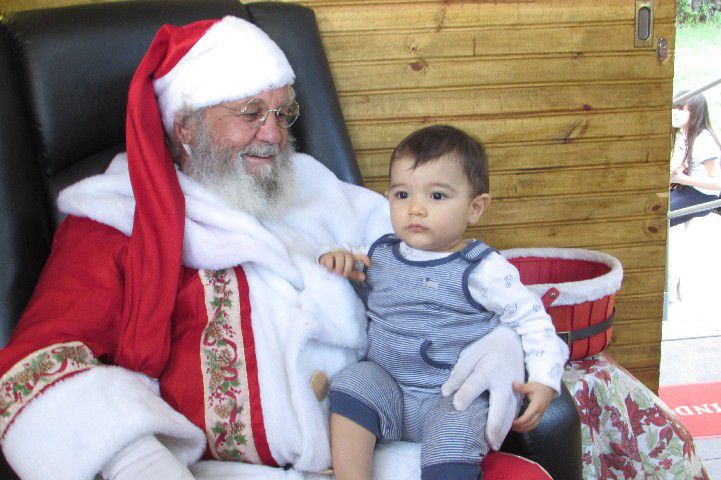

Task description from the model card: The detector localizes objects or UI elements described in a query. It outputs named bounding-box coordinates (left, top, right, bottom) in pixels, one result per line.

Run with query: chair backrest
left=0, top=0, right=360, bottom=348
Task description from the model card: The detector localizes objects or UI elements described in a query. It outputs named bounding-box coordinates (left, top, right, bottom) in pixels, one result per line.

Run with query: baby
left=319, top=125, right=568, bottom=480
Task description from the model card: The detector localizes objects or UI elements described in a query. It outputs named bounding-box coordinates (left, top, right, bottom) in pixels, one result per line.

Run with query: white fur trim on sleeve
left=2, top=366, right=206, bottom=480
left=500, top=248, right=623, bottom=306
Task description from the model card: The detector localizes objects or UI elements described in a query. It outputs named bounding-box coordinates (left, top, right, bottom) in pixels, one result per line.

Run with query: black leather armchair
left=0, top=1, right=581, bottom=478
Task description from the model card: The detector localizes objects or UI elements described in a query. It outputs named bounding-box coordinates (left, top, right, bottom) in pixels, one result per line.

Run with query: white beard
left=183, top=125, right=295, bottom=220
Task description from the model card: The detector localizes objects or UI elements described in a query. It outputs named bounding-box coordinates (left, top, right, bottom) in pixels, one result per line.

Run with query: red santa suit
left=0, top=15, right=551, bottom=480
left=1, top=149, right=394, bottom=479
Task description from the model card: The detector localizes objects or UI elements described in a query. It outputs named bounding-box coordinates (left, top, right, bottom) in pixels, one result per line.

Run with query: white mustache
left=240, top=143, right=281, bottom=158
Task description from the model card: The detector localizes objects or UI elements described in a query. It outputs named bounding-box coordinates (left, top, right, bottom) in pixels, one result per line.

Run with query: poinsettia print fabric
left=563, top=353, right=709, bottom=480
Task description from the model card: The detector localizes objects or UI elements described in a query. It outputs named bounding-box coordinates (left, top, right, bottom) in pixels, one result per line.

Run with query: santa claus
left=0, top=16, right=545, bottom=480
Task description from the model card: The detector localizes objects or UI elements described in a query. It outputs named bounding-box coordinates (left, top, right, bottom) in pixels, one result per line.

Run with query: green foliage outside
left=673, top=22, right=721, bottom=129
left=676, top=0, right=721, bottom=24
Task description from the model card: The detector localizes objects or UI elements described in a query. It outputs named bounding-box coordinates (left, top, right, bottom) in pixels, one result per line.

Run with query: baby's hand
left=510, top=381, right=555, bottom=432
left=318, top=250, right=371, bottom=282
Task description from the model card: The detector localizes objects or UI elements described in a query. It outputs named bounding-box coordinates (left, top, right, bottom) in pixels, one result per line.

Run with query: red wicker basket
left=502, top=248, right=623, bottom=361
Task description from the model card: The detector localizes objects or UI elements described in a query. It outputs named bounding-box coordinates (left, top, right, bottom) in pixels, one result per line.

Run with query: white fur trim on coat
left=190, top=441, right=422, bottom=479
left=2, top=366, right=206, bottom=480
left=154, top=16, right=295, bottom=134
left=191, top=460, right=321, bottom=479
left=500, top=247, right=623, bottom=306
left=56, top=152, right=393, bottom=472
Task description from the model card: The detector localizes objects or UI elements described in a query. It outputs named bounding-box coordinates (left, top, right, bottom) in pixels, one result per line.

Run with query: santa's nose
left=255, top=113, right=284, bottom=145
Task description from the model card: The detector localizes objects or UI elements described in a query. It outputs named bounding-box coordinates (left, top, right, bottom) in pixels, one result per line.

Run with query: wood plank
left=340, top=82, right=672, bottom=121
left=301, top=2, right=676, bottom=32
left=357, top=137, right=674, bottom=177
left=611, top=319, right=662, bottom=346
left=613, top=316, right=661, bottom=326
left=364, top=163, right=669, bottom=198
left=348, top=110, right=671, bottom=151
left=606, top=343, right=660, bottom=369
left=613, top=295, right=664, bottom=321
left=332, top=55, right=673, bottom=94
left=495, top=192, right=666, bottom=224
left=476, top=192, right=667, bottom=226
left=322, top=22, right=676, bottom=63
left=620, top=270, right=666, bottom=298
left=603, top=244, right=667, bottom=271
left=490, top=164, right=668, bottom=198
left=466, top=217, right=667, bottom=251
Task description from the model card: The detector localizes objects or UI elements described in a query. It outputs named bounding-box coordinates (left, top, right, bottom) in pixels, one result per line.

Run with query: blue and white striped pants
left=330, top=361, right=490, bottom=480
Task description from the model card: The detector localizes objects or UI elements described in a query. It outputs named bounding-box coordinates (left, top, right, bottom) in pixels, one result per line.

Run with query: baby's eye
left=394, top=191, right=409, bottom=199
left=431, top=192, right=446, bottom=200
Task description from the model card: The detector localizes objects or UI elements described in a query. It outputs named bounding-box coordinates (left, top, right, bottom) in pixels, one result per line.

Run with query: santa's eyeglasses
left=225, top=98, right=300, bottom=129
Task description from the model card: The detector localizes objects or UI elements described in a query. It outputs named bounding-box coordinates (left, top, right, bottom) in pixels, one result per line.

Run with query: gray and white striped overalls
left=330, top=234, right=500, bottom=480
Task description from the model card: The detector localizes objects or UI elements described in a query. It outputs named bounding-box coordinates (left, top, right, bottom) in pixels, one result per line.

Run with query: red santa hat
left=153, top=16, right=295, bottom=134
left=116, top=17, right=295, bottom=377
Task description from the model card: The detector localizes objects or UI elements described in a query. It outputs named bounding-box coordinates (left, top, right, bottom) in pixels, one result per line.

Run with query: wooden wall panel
left=367, top=162, right=669, bottom=197
left=291, top=0, right=674, bottom=390
left=333, top=56, right=671, bottom=93
left=321, top=24, right=676, bottom=61
left=341, top=83, right=671, bottom=120
left=1, top=0, right=675, bottom=390
left=479, top=192, right=666, bottom=226
left=303, top=2, right=675, bottom=30
left=358, top=136, right=673, bottom=175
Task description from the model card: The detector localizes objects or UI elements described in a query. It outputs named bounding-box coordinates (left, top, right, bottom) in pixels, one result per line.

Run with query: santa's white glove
left=101, top=435, right=195, bottom=480
left=441, top=325, right=525, bottom=451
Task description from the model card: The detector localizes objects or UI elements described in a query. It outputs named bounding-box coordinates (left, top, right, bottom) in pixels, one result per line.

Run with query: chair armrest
left=500, top=383, right=582, bottom=480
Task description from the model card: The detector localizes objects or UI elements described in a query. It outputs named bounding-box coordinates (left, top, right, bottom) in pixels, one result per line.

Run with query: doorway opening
left=659, top=6, right=721, bottom=474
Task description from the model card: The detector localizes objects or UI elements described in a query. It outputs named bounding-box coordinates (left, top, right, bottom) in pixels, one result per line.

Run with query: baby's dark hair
left=390, top=125, right=489, bottom=196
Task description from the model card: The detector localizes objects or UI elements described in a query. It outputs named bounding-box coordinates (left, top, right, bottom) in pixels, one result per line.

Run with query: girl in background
left=669, top=90, right=721, bottom=227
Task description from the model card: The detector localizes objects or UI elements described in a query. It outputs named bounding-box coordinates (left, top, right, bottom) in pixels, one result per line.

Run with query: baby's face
left=387, top=155, right=489, bottom=252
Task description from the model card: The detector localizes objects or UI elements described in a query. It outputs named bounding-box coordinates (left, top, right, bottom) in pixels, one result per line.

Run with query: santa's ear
left=173, top=112, right=195, bottom=145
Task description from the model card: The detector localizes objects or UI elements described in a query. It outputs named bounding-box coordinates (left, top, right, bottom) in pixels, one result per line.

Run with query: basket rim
left=500, top=247, right=623, bottom=306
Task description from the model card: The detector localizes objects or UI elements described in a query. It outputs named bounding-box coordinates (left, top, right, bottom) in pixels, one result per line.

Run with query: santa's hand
left=441, top=325, right=524, bottom=451
left=101, top=436, right=194, bottom=480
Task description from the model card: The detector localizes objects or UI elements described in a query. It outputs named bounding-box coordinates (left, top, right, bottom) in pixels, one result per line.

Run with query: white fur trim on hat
left=500, top=248, right=623, bottom=306
left=154, top=16, right=295, bottom=134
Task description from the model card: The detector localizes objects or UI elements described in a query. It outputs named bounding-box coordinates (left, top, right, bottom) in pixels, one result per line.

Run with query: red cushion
left=482, top=452, right=552, bottom=480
